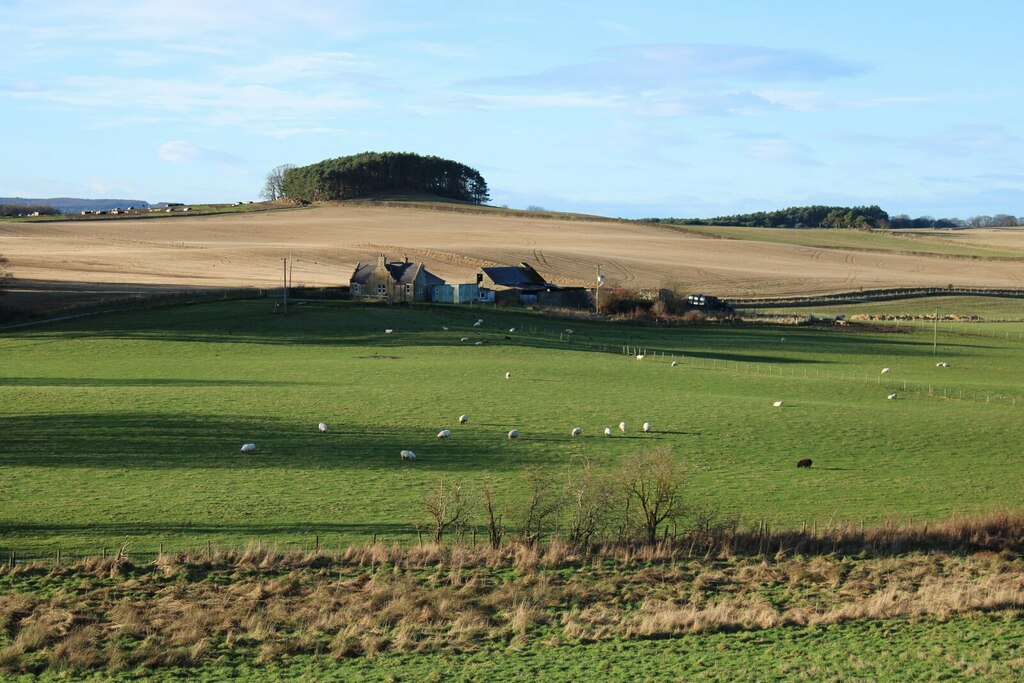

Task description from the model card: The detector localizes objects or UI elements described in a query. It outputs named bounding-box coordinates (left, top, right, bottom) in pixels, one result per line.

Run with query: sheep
left=564, top=328, right=574, bottom=335
left=475, top=341, right=484, bottom=346
left=619, top=421, right=627, bottom=433
left=936, top=362, right=950, bottom=368
left=604, top=427, right=613, bottom=437
left=473, top=319, right=483, bottom=327
left=796, top=458, right=812, bottom=468
left=505, top=371, right=511, bottom=380
left=240, top=443, right=257, bottom=454
left=460, top=337, right=470, bottom=342
left=881, top=367, right=891, bottom=374
left=442, top=326, right=449, bottom=331
left=571, top=427, right=583, bottom=437
left=507, top=429, right=520, bottom=440
left=385, top=329, right=394, bottom=334
left=773, top=400, right=784, bottom=408
left=642, top=422, right=652, bottom=433
left=458, top=414, right=468, bottom=425
left=887, top=392, right=898, bottom=400
left=636, top=354, right=644, bottom=361
left=509, top=327, right=516, bottom=333
left=437, top=429, right=452, bottom=439
left=318, top=422, right=328, bottom=433
left=400, top=449, right=416, bottom=461
left=671, top=360, right=679, bottom=367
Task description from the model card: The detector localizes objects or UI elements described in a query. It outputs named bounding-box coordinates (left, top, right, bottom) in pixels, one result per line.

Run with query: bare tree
left=481, top=487, right=506, bottom=549
left=260, top=164, right=295, bottom=201
left=617, top=447, right=686, bottom=545
left=0, top=254, right=10, bottom=297
left=423, top=479, right=466, bottom=543
left=564, top=459, right=614, bottom=547
left=519, top=468, right=563, bottom=546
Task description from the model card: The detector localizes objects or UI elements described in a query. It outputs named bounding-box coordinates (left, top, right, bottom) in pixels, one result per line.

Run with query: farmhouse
left=476, top=262, right=589, bottom=307
left=350, top=254, right=445, bottom=302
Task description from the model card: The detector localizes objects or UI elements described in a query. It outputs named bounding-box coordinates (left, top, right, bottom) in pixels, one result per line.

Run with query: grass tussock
left=0, top=513, right=1022, bottom=674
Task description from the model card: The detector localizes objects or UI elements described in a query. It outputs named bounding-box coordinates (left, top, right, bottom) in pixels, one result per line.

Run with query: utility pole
left=282, top=257, right=288, bottom=315
left=595, top=264, right=604, bottom=315
left=933, top=306, right=938, bottom=354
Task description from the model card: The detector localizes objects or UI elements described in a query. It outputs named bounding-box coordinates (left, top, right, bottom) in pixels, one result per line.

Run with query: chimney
left=403, top=254, right=409, bottom=263
left=377, top=253, right=386, bottom=269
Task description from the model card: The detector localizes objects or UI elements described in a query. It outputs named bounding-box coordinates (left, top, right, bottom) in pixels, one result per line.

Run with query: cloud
left=158, top=140, right=244, bottom=166
left=733, top=133, right=820, bottom=166
left=463, top=43, right=867, bottom=93
left=913, top=124, right=1021, bottom=158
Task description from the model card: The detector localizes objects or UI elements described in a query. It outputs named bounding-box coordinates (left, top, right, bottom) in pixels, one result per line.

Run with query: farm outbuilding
left=350, top=254, right=445, bottom=303
left=475, top=262, right=589, bottom=308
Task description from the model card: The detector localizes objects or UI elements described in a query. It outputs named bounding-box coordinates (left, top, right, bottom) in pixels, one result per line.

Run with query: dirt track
left=3, top=205, right=1024, bottom=310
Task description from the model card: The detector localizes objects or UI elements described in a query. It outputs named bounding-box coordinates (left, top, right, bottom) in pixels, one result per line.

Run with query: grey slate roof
left=350, top=260, right=444, bottom=286
left=481, top=264, right=546, bottom=287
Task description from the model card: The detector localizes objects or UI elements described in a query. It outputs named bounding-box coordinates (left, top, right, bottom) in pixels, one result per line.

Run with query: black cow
left=796, top=459, right=812, bottom=468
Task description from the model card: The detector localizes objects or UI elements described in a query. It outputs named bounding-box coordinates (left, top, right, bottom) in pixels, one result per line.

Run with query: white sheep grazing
left=509, top=327, right=516, bottom=333
left=642, top=422, right=652, bottom=433
left=475, top=341, right=484, bottom=346
left=458, top=414, right=468, bottom=425
left=671, top=360, right=679, bottom=367
left=887, top=393, right=898, bottom=400
left=881, top=367, right=891, bottom=374
left=460, top=337, right=470, bottom=342
left=571, top=427, right=583, bottom=437
left=437, top=429, right=452, bottom=439
left=442, top=326, right=449, bottom=331
left=773, top=401, right=784, bottom=408
left=505, top=371, right=511, bottom=380
left=318, top=422, right=328, bottom=433
left=385, top=329, right=394, bottom=334
left=400, top=449, right=416, bottom=460
left=474, top=319, right=483, bottom=327
left=240, top=443, right=257, bottom=454
left=507, top=429, right=520, bottom=440
left=564, top=328, right=574, bottom=335
left=936, top=362, right=950, bottom=368
left=619, top=421, right=627, bottom=433
left=604, top=427, right=613, bottom=437
left=636, top=354, right=644, bottom=361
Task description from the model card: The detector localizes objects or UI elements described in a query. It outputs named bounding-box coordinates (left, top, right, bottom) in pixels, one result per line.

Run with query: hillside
left=2, top=201, right=1024, bottom=314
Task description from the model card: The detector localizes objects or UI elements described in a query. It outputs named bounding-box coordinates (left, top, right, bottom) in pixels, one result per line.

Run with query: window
left=377, top=284, right=386, bottom=295
left=351, top=283, right=360, bottom=295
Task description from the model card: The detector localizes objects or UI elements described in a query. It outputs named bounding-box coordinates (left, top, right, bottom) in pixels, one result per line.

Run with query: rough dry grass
left=3, top=203, right=1024, bottom=313
left=0, top=514, right=1021, bottom=675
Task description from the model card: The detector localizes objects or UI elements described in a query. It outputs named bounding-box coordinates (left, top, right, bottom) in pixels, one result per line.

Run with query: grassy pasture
left=758, top=295, right=1024, bottom=320
left=1, top=300, right=1023, bottom=557
left=681, top=225, right=1022, bottom=259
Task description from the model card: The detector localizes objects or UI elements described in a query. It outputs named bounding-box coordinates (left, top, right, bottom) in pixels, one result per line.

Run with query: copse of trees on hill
left=888, top=213, right=1021, bottom=229
left=277, top=152, right=490, bottom=204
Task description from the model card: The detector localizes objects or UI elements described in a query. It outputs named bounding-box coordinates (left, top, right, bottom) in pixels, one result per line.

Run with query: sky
left=2, top=0, right=1022, bottom=219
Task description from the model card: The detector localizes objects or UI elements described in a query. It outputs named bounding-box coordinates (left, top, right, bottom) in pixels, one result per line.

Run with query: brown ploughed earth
left=2, top=202, right=1024, bottom=314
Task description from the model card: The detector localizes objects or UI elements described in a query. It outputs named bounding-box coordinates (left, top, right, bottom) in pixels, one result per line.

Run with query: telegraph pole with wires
left=595, top=264, right=605, bottom=315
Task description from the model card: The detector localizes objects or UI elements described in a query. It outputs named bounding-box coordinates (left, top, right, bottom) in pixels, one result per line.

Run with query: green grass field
left=678, top=225, right=1022, bottom=259
left=2, top=299, right=1023, bottom=558
left=760, top=295, right=1024, bottom=320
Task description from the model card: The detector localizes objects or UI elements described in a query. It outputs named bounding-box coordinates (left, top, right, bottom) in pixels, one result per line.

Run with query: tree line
left=646, top=205, right=1022, bottom=230
left=270, top=152, right=490, bottom=204
left=0, top=203, right=60, bottom=217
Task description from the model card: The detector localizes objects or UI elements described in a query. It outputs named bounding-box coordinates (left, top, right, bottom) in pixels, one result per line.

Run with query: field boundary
left=731, top=286, right=1024, bottom=308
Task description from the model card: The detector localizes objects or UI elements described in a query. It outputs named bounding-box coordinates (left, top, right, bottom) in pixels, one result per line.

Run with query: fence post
left=315, top=535, right=320, bottom=553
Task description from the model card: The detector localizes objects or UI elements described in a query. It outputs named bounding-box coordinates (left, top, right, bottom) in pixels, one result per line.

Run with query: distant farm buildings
left=348, top=255, right=588, bottom=307
left=349, top=254, right=445, bottom=303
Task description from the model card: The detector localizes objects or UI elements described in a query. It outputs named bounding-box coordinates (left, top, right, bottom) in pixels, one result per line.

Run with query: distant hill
left=0, top=197, right=151, bottom=213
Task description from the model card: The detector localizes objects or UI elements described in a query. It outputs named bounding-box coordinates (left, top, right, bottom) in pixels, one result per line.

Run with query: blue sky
left=2, top=0, right=1022, bottom=218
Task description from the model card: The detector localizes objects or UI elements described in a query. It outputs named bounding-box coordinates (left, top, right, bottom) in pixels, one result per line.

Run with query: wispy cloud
left=733, top=133, right=821, bottom=166
left=463, top=43, right=867, bottom=92
left=913, top=124, right=1020, bottom=157
left=158, top=140, right=245, bottom=166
